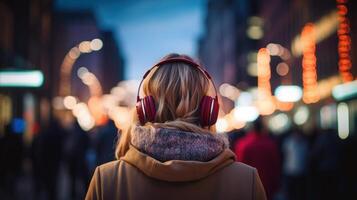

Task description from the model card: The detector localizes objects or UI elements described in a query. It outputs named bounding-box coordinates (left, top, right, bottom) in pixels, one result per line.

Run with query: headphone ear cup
left=136, top=96, right=156, bottom=125
left=200, top=96, right=219, bottom=127
left=209, top=98, right=219, bottom=126
left=144, top=95, right=156, bottom=122
left=136, top=99, right=146, bottom=124
left=200, top=96, right=210, bottom=126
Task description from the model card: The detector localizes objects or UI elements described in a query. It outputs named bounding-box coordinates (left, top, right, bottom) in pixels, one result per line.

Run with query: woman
left=85, top=53, right=266, bottom=200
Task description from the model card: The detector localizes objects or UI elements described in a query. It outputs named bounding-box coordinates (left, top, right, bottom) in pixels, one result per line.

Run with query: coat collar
left=121, top=145, right=236, bottom=182
left=130, top=126, right=229, bottom=162
left=120, top=126, right=236, bottom=182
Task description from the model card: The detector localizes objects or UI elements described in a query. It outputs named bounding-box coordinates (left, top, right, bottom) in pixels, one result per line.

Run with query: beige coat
left=85, top=144, right=267, bottom=200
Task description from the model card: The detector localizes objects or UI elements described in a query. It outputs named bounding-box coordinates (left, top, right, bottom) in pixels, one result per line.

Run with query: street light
left=58, top=38, right=103, bottom=97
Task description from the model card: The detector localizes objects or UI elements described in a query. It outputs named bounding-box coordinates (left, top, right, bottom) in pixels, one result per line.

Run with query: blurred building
left=200, top=0, right=357, bottom=84
left=200, top=0, right=357, bottom=135
left=0, top=0, right=53, bottom=140
left=100, top=30, right=125, bottom=93
left=199, top=0, right=263, bottom=87
left=257, top=0, right=356, bottom=134
left=52, top=11, right=125, bottom=100
left=259, top=0, right=357, bottom=90
left=198, top=0, right=238, bottom=86
left=0, top=3, right=125, bottom=140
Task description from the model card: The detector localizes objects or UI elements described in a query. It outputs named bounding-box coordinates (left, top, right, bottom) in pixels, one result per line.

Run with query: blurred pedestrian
left=310, top=128, right=342, bottom=200
left=0, top=123, right=24, bottom=200
left=94, top=119, right=118, bottom=166
left=341, top=134, right=357, bottom=199
left=227, top=129, right=246, bottom=151
left=234, top=117, right=280, bottom=200
left=281, top=127, right=309, bottom=200
left=85, top=53, right=266, bottom=200
left=31, top=118, right=64, bottom=200
left=64, top=120, right=90, bottom=200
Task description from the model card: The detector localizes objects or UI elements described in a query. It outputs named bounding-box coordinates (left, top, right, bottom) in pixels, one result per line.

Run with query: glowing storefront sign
left=0, top=70, right=44, bottom=87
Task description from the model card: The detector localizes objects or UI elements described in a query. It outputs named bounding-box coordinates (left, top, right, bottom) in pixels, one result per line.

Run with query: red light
left=301, top=23, right=320, bottom=104
left=336, top=0, right=354, bottom=82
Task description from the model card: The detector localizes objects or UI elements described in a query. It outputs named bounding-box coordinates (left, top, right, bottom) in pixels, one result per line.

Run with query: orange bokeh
left=301, top=23, right=320, bottom=104
left=336, top=0, right=354, bottom=82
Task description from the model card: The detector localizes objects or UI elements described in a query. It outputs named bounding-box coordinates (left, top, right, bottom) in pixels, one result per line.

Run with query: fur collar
left=131, top=126, right=229, bottom=162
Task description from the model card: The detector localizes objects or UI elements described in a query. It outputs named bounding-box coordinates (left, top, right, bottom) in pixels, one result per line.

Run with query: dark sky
left=55, top=0, right=206, bottom=80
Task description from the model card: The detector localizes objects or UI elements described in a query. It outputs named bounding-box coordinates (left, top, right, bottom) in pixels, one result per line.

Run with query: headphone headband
left=136, top=55, right=220, bottom=126
left=144, top=57, right=212, bottom=79
left=137, top=56, right=218, bottom=100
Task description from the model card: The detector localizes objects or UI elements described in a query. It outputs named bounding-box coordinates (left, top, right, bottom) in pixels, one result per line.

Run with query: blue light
left=12, top=118, right=26, bottom=134
left=332, top=80, right=357, bottom=101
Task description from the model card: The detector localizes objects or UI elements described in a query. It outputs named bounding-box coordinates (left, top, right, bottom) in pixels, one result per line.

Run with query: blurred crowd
left=0, top=117, right=357, bottom=200
left=229, top=118, right=357, bottom=200
left=0, top=118, right=118, bottom=200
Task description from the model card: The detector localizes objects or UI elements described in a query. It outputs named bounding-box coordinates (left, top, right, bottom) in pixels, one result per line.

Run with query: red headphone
left=136, top=55, right=219, bottom=127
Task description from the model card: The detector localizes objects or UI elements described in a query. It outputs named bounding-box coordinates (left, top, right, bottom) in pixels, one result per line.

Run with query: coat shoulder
left=98, top=160, right=121, bottom=170
left=225, top=161, right=257, bottom=174
left=209, top=162, right=266, bottom=200
left=217, top=162, right=258, bottom=187
left=96, top=160, right=123, bottom=179
left=96, top=160, right=139, bottom=181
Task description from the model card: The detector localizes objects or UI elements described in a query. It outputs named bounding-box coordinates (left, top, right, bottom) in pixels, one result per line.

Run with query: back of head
left=143, top=53, right=210, bottom=126
left=116, top=53, right=214, bottom=158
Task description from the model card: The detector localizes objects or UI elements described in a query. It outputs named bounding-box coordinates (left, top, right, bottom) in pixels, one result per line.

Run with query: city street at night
left=0, top=0, right=357, bottom=200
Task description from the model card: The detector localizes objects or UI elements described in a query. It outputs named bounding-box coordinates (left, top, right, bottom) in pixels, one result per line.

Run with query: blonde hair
left=115, top=54, right=215, bottom=159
